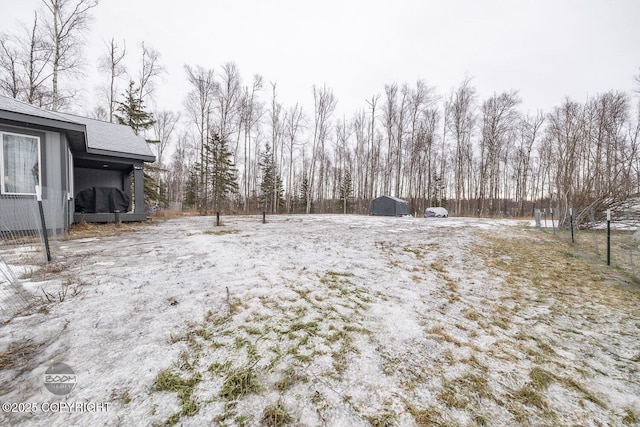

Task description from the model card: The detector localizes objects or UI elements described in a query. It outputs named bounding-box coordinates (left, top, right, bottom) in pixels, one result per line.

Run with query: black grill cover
left=75, top=187, right=130, bottom=213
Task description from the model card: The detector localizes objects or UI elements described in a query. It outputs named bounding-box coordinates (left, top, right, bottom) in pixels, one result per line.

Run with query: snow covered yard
left=1, top=214, right=639, bottom=426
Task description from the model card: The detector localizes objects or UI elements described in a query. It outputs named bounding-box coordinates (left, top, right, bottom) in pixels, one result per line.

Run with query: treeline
left=164, top=67, right=640, bottom=225
left=2, top=2, right=639, bottom=224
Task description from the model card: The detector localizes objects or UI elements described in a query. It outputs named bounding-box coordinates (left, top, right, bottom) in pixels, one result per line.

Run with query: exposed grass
left=514, top=385, right=548, bottom=411
left=203, top=229, right=240, bottom=236
left=404, top=401, right=443, bottom=426
left=142, top=222, right=639, bottom=426
left=274, top=366, right=306, bottom=392
left=529, top=367, right=554, bottom=390
left=219, top=366, right=260, bottom=400
left=153, top=369, right=201, bottom=422
left=365, top=411, right=396, bottom=426
left=0, top=351, right=11, bottom=369
left=559, top=376, right=606, bottom=408
left=111, top=388, right=132, bottom=405
left=0, top=339, right=41, bottom=371
left=262, top=400, right=292, bottom=426
left=66, top=221, right=144, bottom=239
left=623, top=407, right=638, bottom=425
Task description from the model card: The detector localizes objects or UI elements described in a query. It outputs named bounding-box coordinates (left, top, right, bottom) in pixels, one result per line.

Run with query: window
left=1, top=132, right=41, bottom=195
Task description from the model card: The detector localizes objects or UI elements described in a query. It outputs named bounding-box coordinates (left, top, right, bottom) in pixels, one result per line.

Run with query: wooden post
left=570, top=208, right=574, bottom=243
left=35, top=186, right=51, bottom=262
left=607, top=209, right=611, bottom=266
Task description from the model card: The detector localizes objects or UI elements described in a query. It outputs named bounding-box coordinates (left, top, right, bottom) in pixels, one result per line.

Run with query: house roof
left=0, top=95, right=85, bottom=132
left=56, top=112, right=155, bottom=162
left=0, top=95, right=155, bottom=162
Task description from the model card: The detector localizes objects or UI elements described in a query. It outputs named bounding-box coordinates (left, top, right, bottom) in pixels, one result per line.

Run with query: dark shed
left=369, top=196, right=410, bottom=216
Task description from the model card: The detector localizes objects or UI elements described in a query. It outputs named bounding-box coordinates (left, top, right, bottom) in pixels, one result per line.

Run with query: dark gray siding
left=0, top=126, right=70, bottom=232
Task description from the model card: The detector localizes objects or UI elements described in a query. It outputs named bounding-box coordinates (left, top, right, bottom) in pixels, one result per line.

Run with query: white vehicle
left=424, top=207, right=448, bottom=218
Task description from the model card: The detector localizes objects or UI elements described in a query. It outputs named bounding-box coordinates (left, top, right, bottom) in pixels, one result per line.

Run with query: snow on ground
left=0, top=214, right=639, bottom=426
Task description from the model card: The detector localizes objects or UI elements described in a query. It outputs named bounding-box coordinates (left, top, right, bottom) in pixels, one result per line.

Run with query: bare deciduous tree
left=137, top=41, right=163, bottom=105
left=0, top=12, right=53, bottom=105
left=97, top=37, right=126, bottom=122
left=307, top=84, right=336, bottom=213
left=285, top=103, right=304, bottom=213
left=239, top=74, right=263, bottom=212
left=41, top=0, right=98, bottom=110
left=184, top=64, right=216, bottom=214
left=447, top=78, right=476, bottom=215
left=478, top=90, right=520, bottom=215
left=152, top=110, right=180, bottom=167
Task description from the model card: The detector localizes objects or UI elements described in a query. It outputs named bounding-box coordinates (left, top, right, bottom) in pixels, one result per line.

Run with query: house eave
left=85, top=147, right=156, bottom=163
left=0, top=109, right=86, bottom=133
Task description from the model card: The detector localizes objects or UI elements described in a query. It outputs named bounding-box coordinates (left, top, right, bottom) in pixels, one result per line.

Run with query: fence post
left=262, top=211, right=266, bottom=224
left=607, top=209, right=611, bottom=266
left=570, top=208, right=575, bottom=243
left=216, top=212, right=220, bottom=227
left=35, top=186, right=51, bottom=262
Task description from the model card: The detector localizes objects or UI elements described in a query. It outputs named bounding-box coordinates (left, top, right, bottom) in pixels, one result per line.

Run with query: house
left=369, top=196, right=410, bottom=217
left=0, top=95, right=155, bottom=232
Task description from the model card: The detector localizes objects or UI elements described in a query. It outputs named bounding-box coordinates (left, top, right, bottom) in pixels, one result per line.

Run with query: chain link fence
left=0, top=187, right=67, bottom=321
left=534, top=208, right=640, bottom=282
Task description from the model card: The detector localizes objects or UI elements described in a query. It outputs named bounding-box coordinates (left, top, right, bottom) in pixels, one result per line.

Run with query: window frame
left=0, top=131, right=42, bottom=196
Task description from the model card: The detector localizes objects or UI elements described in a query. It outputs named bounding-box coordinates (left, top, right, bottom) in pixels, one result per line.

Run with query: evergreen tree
left=337, top=170, right=353, bottom=214
left=114, top=80, right=158, bottom=209
left=259, top=143, right=284, bottom=213
left=206, top=132, right=238, bottom=212
left=183, top=168, right=199, bottom=210
left=114, top=80, right=155, bottom=134
left=299, top=173, right=310, bottom=213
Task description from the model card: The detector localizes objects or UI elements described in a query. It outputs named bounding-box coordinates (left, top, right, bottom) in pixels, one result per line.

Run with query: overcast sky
left=2, top=0, right=640, bottom=118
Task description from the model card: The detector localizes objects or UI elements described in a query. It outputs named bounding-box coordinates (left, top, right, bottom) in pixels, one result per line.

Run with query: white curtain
left=2, top=133, right=39, bottom=194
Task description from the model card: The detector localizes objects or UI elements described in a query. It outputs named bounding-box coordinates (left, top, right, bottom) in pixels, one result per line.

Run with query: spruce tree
left=114, top=81, right=155, bottom=134
left=114, top=80, right=158, bottom=209
left=259, top=143, right=284, bottom=213
left=299, top=173, right=310, bottom=213
left=337, top=170, right=353, bottom=214
left=183, top=168, right=199, bottom=210
left=206, top=132, right=238, bottom=212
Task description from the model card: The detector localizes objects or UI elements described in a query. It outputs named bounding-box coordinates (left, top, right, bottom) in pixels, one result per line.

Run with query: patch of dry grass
left=66, top=221, right=145, bottom=239
left=473, top=228, right=639, bottom=424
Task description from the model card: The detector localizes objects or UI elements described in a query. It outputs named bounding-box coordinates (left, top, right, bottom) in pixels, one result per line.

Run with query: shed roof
left=375, top=195, right=408, bottom=204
